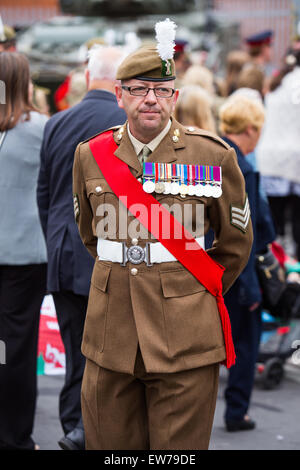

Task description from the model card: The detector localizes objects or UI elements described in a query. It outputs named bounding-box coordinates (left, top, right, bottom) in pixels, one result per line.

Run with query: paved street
left=32, top=360, right=300, bottom=451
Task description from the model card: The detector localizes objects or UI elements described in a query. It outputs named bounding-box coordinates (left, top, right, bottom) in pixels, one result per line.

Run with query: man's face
left=262, top=44, right=272, bottom=63
left=115, top=79, right=179, bottom=142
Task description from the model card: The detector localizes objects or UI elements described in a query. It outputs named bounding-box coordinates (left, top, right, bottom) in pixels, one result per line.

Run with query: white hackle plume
left=0, top=16, right=5, bottom=41
left=155, top=18, right=177, bottom=61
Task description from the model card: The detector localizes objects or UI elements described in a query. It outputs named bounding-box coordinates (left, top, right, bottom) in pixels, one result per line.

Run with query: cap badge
left=155, top=18, right=177, bottom=77
left=162, top=59, right=172, bottom=77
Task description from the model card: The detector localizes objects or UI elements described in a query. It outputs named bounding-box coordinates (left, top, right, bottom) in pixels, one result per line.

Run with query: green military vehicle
left=17, top=0, right=239, bottom=112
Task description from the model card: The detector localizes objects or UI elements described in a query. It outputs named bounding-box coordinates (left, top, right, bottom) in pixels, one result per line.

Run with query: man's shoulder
left=44, top=104, right=78, bottom=135
left=78, top=125, right=123, bottom=147
left=45, top=91, right=109, bottom=129
left=181, top=125, right=231, bottom=150
left=75, top=126, right=123, bottom=162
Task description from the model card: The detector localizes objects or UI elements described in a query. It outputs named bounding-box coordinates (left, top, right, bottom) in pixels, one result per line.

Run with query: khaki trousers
left=81, top=350, right=219, bottom=450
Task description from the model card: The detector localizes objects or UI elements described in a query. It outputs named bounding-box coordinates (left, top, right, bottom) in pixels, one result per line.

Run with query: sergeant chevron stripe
left=230, top=197, right=250, bottom=233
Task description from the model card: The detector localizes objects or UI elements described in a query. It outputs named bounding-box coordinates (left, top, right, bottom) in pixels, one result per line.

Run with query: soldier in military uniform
left=245, top=30, right=274, bottom=78
left=73, top=19, right=253, bottom=450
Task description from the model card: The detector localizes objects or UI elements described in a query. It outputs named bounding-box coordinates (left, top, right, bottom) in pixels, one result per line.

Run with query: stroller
left=256, top=242, right=300, bottom=389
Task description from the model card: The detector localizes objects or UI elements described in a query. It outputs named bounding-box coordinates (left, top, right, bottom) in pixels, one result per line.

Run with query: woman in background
left=0, top=52, right=48, bottom=450
left=174, top=84, right=216, bottom=133
left=218, top=95, right=275, bottom=432
left=256, top=48, right=300, bottom=261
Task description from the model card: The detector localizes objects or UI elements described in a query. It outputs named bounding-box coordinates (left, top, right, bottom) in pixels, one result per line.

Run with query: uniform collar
left=127, top=120, right=172, bottom=155
left=113, top=118, right=186, bottom=176
left=82, top=89, right=117, bottom=102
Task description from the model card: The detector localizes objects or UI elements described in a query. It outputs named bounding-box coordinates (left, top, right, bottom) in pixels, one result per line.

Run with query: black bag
left=256, top=248, right=286, bottom=314
left=273, top=282, right=300, bottom=320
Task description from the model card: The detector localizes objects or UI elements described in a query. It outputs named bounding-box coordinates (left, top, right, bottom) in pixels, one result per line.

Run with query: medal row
left=142, top=162, right=223, bottom=198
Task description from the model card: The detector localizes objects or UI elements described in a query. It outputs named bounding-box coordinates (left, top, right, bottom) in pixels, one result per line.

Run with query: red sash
left=89, top=130, right=236, bottom=368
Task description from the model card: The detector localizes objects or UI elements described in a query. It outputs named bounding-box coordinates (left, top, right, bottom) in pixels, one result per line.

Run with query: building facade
left=214, top=0, right=299, bottom=67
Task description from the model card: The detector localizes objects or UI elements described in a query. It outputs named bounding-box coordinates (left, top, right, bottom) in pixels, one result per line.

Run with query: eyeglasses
left=121, top=85, right=175, bottom=98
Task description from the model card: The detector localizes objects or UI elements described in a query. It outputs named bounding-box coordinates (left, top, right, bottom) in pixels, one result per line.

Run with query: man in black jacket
left=37, top=45, right=127, bottom=450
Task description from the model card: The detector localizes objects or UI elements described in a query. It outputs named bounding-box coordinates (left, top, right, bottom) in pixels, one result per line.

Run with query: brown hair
left=225, top=50, right=250, bottom=96
left=0, top=52, right=36, bottom=132
left=269, top=48, right=300, bottom=92
left=174, top=85, right=216, bottom=133
left=182, top=65, right=215, bottom=96
left=236, top=64, right=265, bottom=96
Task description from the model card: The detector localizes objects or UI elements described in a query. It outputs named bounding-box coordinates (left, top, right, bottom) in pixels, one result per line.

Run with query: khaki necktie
left=138, top=145, right=151, bottom=165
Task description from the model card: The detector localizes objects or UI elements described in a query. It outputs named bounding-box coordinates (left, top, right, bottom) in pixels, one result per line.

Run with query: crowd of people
left=0, top=15, right=300, bottom=451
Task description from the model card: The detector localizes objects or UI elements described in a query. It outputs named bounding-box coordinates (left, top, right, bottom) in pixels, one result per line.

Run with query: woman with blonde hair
left=182, top=64, right=215, bottom=96
left=0, top=52, right=47, bottom=450
left=219, top=95, right=265, bottom=138
left=218, top=95, right=275, bottom=432
left=174, top=84, right=216, bottom=133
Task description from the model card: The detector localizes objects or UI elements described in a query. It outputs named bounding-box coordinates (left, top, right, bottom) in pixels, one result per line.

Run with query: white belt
left=97, top=237, right=205, bottom=266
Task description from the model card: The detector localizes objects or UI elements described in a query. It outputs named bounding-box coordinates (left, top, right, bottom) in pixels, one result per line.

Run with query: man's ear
left=244, top=124, right=253, bottom=137
left=115, top=84, right=124, bottom=109
left=171, top=88, right=180, bottom=113
left=85, top=69, right=90, bottom=88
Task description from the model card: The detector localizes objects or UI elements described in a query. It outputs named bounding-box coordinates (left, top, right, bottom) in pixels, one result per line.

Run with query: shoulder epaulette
left=184, top=126, right=230, bottom=150
left=79, top=125, right=123, bottom=146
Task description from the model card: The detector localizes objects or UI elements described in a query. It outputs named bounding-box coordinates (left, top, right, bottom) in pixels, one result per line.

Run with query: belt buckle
left=121, top=242, right=145, bottom=266
left=145, top=242, right=153, bottom=267
left=121, top=241, right=153, bottom=266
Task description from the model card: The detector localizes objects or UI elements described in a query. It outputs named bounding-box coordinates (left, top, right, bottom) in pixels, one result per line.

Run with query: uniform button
left=95, top=186, right=102, bottom=193
left=131, top=238, right=138, bottom=246
left=131, top=268, right=138, bottom=276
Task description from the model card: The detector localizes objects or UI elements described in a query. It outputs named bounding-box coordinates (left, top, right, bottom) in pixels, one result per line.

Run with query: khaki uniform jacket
left=73, top=119, right=253, bottom=374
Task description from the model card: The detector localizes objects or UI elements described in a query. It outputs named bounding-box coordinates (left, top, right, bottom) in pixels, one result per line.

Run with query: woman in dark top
left=218, top=95, right=276, bottom=432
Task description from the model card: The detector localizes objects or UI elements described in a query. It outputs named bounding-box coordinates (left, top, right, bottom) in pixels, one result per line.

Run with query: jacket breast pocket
left=86, top=178, right=119, bottom=239
left=160, top=268, right=224, bottom=358
left=83, top=261, right=111, bottom=354
left=86, top=178, right=116, bottom=204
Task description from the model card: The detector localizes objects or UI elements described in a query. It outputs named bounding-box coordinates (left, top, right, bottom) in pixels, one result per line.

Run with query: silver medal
left=203, top=184, right=213, bottom=197
left=143, top=180, right=155, bottom=193
left=195, top=184, right=204, bottom=197
left=163, top=182, right=171, bottom=194
left=170, top=181, right=180, bottom=195
left=155, top=181, right=165, bottom=194
left=188, top=184, right=196, bottom=196
left=212, top=185, right=222, bottom=198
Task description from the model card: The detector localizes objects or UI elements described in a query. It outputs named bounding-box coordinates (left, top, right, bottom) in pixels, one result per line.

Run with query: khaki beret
left=116, top=43, right=176, bottom=82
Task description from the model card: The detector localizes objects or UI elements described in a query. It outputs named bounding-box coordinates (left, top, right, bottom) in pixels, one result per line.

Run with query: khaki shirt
left=73, top=118, right=253, bottom=374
